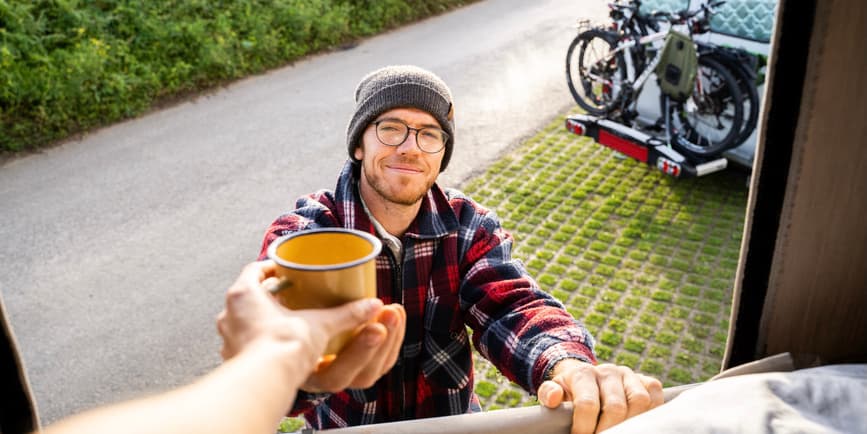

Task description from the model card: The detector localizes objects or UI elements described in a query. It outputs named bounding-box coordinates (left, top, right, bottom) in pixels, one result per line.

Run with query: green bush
left=0, top=0, right=475, bottom=152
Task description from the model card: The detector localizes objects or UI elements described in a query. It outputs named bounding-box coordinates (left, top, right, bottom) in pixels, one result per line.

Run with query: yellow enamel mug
left=266, top=228, right=382, bottom=356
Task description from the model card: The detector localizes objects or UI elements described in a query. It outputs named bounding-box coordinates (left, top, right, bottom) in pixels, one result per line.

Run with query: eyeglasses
left=372, top=119, right=449, bottom=154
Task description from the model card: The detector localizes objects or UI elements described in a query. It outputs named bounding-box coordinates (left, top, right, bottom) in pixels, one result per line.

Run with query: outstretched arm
left=453, top=203, right=663, bottom=433
left=43, top=261, right=382, bottom=434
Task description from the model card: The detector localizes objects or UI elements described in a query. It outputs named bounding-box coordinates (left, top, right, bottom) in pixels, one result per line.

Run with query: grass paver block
left=464, top=113, right=748, bottom=409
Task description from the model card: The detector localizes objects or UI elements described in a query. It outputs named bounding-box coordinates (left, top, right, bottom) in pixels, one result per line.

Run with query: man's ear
left=353, top=145, right=364, bottom=161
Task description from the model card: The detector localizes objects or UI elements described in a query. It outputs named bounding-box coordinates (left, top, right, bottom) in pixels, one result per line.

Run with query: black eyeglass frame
left=371, top=120, right=449, bottom=154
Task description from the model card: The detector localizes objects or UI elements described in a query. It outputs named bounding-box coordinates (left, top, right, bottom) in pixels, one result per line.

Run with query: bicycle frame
left=617, top=31, right=668, bottom=90
left=591, top=29, right=669, bottom=113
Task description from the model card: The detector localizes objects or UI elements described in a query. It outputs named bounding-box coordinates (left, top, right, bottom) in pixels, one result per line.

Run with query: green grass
left=278, top=417, right=306, bottom=433
left=465, top=113, right=748, bottom=408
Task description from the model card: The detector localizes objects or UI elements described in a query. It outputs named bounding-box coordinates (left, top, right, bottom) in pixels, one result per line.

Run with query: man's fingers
left=348, top=308, right=398, bottom=386
left=251, top=259, right=277, bottom=278
left=235, top=260, right=276, bottom=292
left=537, top=380, right=565, bottom=408
left=640, top=374, right=664, bottom=408
left=220, top=344, right=233, bottom=361
left=371, top=305, right=405, bottom=377
left=215, top=310, right=227, bottom=333
left=595, top=366, right=628, bottom=433
left=224, top=261, right=278, bottom=315
left=563, top=367, right=600, bottom=434
left=299, top=298, right=384, bottom=340
left=307, top=322, right=386, bottom=392
left=622, top=371, right=652, bottom=419
left=549, top=362, right=665, bottom=434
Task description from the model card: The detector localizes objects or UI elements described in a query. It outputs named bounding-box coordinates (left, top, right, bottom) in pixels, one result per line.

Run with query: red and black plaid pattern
left=258, top=161, right=596, bottom=429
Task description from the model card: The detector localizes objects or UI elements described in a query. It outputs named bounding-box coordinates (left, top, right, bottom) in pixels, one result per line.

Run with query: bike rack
left=565, top=114, right=728, bottom=178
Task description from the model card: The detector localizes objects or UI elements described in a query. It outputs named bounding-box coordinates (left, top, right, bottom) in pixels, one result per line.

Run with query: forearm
left=459, top=213, right=596, bottom=391
left=43, top=341, right=309, bottom=434
left=465, top=265, right=595, bottom=386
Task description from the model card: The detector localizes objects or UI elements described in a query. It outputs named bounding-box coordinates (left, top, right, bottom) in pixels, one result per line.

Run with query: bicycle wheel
left=697, top=44, right=761, bottom=149
left=566, top=29, right=626, bottom=115
left=667, top=56, right=744, bottom=158
left=729, top=58, right=760, bottom=148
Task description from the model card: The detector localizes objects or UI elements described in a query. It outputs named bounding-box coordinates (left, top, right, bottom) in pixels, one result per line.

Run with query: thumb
left=537, top=380, right=566, bottom=408
left=301, top=298, right=383, bottom=339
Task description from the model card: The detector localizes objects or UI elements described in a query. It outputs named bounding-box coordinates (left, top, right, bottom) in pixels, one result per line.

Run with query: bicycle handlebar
left=638, top=0, right=725, bottom=35
left=605, top=0, right=725, bottom=37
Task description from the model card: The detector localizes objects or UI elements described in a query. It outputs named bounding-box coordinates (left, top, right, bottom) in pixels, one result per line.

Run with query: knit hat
left=347, top=65, right=455, bottom=172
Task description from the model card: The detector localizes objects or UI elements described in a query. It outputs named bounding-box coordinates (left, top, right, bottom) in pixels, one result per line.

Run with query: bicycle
left=645, top=1, right=761, bottom=152
left=566, top=0, right=745, bottom=159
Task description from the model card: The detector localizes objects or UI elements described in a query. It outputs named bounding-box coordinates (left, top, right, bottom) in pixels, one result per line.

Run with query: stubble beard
left=361, top=160, right=434, bottom=207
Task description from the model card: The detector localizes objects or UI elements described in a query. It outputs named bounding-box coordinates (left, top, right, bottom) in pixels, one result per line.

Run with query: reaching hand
left=216, top=260, right=385, bottom=377
left=537, top=360, right=663, bottom=434
left=300, top=302, right=406, bottom=393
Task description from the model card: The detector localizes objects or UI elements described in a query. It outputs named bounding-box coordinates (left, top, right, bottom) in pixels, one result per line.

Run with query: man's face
left=354, top=107, right=445, bottom=207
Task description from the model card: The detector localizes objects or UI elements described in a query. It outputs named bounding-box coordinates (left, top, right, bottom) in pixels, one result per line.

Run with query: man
left=0, top=261, right=381, bottom=434
left=257, top=65, right=663, bottom=433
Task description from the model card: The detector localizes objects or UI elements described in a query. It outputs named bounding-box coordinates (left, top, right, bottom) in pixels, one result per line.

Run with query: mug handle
left=268, top=278, right=294, bottom=294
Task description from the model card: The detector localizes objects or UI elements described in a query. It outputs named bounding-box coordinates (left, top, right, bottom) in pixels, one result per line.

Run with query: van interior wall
left=725, top=0, right=867, bottom=368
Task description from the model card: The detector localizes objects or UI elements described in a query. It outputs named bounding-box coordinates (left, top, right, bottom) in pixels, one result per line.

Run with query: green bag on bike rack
left=655, top=31, right=698, bottom=102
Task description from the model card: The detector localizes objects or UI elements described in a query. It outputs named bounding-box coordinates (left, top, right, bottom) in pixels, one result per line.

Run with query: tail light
left=566, top=119, right=586, bottom=136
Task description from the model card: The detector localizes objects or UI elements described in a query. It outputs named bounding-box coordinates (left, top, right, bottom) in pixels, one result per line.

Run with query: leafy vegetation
left=0, top=0, right=475, bottom=153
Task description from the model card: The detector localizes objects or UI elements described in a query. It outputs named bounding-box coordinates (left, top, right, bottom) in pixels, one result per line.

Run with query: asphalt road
left=0, top=0, right=608, bottom=423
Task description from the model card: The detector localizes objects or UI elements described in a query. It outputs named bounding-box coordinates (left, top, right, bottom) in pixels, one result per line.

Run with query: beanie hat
left=347, top=65, right=455, bottom=172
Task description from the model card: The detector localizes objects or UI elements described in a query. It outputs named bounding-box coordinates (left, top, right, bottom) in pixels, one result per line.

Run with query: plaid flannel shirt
left=258, top=161, right=596, bottom=429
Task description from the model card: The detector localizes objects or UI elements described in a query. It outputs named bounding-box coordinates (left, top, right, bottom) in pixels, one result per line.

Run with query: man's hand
left=216, top=260, right=385, bottom=376
left=300, top=303, right=406, bottom=393
left=537, top=360, right=663, bottom=434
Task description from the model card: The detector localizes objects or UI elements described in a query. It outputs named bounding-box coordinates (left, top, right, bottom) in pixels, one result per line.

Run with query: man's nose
left=397, top=130, right=421, bottom=153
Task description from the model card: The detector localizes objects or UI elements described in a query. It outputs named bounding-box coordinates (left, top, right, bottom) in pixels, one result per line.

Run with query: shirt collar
left=359, top=192, right=403, bottom=260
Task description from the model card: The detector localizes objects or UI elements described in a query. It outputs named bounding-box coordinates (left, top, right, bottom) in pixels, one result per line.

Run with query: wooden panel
left=759, top=0, right=867, bottom=362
